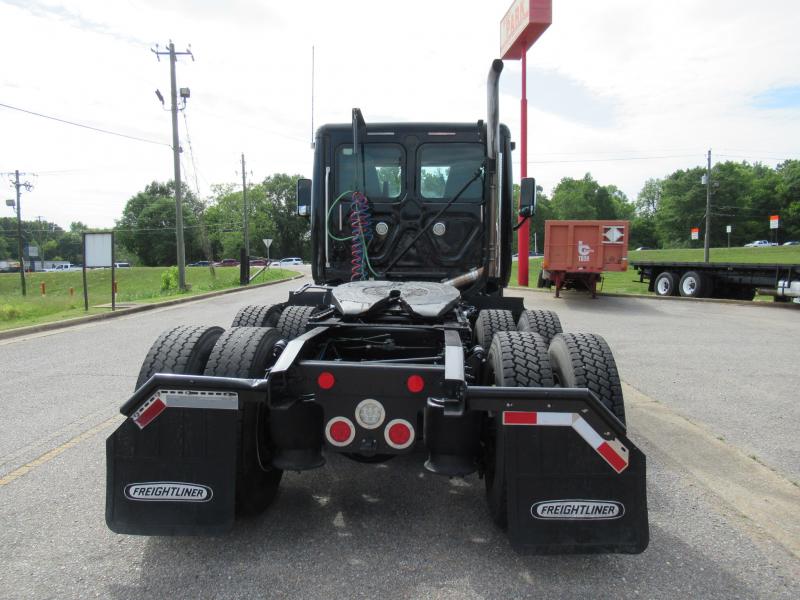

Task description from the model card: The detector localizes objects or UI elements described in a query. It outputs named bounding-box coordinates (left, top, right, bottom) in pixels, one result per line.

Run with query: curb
left=0, top=273, right=306, bottom=341
left=507, top=285, right=798, bottom=309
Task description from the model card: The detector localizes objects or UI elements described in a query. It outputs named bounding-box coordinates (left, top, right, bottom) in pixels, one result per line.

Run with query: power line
left=0, top=101, right=171, bottom=148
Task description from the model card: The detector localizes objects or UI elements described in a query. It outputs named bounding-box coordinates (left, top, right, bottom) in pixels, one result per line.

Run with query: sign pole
left=518, top=50, right=529, bottom=286
left=82, top=233, right=89, bottom=312
left=111, top=232, right=116, bottom=311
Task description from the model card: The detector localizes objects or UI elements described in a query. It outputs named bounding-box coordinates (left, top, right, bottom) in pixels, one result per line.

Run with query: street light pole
left=704, top=149, right=711, bottom=263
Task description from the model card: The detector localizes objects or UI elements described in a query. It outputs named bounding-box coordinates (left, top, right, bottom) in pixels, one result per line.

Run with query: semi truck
left=105, top=60, right=649, bottom=554
left=631, top=260, right=800, bottom=303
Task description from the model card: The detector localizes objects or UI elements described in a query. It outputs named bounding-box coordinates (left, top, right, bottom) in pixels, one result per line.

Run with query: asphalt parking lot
left=1, top=277, right=798, bottom=599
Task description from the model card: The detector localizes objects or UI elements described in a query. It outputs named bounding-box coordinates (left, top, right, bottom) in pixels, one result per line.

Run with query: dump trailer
left=539, top=220, right=629, bottom=298
left=106, top=60, right=649, bottom=554
left=631, top=260, right=800, bottom=303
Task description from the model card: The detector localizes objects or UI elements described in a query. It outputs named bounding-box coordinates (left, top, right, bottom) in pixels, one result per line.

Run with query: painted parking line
left=0, top=415, right=121, bottom=487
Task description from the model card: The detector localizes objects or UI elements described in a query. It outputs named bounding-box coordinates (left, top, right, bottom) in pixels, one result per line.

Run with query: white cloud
left=1, top=0, right=798, bottom=228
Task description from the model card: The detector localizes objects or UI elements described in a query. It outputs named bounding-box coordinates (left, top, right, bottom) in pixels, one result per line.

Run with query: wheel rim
left=682, top=277, right=697, bottom=295
left=656, top=278, right=670, bottom=295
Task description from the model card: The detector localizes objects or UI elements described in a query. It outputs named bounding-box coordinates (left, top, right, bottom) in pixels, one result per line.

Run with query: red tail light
left=384, top=419, right=414, bottom=450
left=317, top=371, right=335, bottom=390
left=406, top=374, right=425, bottom=393
left=325, top=417, right=355, bottom=447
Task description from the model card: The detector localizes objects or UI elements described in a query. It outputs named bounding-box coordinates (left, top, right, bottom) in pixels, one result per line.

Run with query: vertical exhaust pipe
left=486, top=59, right=504, bottom=278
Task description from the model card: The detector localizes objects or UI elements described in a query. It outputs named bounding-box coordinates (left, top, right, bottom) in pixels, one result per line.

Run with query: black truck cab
left=303, top=120, right=515, bottom=296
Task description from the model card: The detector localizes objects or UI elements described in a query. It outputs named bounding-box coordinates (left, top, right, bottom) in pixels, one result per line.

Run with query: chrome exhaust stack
left=486, top=59, right=504, bottom=279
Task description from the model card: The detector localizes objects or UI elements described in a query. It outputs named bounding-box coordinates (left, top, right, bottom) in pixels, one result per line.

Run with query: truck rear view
left=104, top=61, right=649, bottom=555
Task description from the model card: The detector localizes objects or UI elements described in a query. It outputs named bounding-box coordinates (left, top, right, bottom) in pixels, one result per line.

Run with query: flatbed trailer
left=631, top=260, right=800, bottom=303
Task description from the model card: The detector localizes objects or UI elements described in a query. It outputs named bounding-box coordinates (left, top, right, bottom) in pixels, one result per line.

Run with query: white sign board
left=84, top=232, right=113, bottom=267
left=769, top=216, right=779, bottom=230
left=726, top=225, right=732, bottom=233
left=263, top=238, right=273, bottom=249
left=691, top=228, right=699, bottom=240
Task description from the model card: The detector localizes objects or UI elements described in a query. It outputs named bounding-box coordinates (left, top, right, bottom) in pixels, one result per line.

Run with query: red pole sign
left=500, top=0, right=552, bottom=287
left=691, top=228, right=700, bottom=240
left=769, top=215, right=780, bottom=230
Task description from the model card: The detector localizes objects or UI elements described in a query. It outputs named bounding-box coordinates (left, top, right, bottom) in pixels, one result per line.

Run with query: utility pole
left=8, top=170, right=33, bottom=296
left=704, top=149, right=711, bottom=263
left=241, top=153, right=250, bottom=259
left=153, top=41, right=193, bottom=291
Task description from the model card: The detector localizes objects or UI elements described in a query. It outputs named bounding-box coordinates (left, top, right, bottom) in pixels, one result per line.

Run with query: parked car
left=188, top=260, right=210, bottom=267
left=783, top=240, right=799, bottom=246
left=278, top=257, right=303, bottom=266
left=214, top=258, right=240, bottom=267
left=45, top=263, right=80, bottom=272
left=114, top=262, right=131, bottom=269
left=249, top=258, right=268, bottom=266
left=635, top=246, right=653, bottom=251
left=744, top=240, right=771, bottom=247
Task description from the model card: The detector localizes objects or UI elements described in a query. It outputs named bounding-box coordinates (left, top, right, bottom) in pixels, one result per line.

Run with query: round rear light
left=406, top=374, right=425, bottom=393
left=355, top=398, right=385, bottom=429
left=384, top=419, right=414, bottom=450
left=326, top=417, right=355, bottom=447
left=318, top=371, right=335, bottom=390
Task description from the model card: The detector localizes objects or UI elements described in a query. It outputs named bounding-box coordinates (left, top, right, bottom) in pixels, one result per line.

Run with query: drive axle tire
left=204, top=327, right=284, bottom=516
left=548, top=333, right=625, bottom=424
left=517, top=309, right=563, bottom=346
left=231, top=303, right=285, bottom=328
left=135, top=325, right=224, bottom=390
left=679, top=270, right=712, bottom=298
left=277, top=305, right=318, bottom=340
left=474, top=309, right=517, bottom=348
left=483, top=331, right=553, bottom=529
left=653, top=271, right=677, bottom=296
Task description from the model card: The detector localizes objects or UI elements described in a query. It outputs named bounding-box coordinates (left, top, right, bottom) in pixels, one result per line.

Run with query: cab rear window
left=335, top=144, right=404, bottom=199
left=419, top=143, right=484, bottom=202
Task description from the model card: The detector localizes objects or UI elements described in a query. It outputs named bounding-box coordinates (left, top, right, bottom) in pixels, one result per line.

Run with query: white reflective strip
left=536, top=412, right=573, bottom=426
left=571, top=415, right=604, bottom=449
left=160, top=389, right=238, bottom=410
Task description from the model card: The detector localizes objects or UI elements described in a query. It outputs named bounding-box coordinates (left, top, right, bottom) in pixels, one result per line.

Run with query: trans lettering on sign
left=124, top=482, right=212, bottom=502
left=531, top=500, right=624, bottom=520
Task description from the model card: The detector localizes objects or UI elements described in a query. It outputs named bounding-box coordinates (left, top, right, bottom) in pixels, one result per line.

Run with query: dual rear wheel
left=475, top=309, right=624, bottom=529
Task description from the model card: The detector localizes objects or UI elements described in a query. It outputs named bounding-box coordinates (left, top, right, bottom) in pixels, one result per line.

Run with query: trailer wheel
left=231, top=303, right=285, bottom=328
left=679, top=270, right=712, bottom=298
left=483, top=331, right=553, bottom=529
left=277, top=305, right=318, bottom=340
left=653, top=271, right=677, bottom=296
left=135, top=325, right=224, bottom=390
left=548, top=333, right=626, bottom=424
left=517, top=309, right=563, bottom=346
left=474, top=309, right=517, bottom=348
left=204, top=327, right=284, bottom=515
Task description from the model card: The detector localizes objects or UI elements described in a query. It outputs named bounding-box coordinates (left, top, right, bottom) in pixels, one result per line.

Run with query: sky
left=1, top=0, right=799, bottom=229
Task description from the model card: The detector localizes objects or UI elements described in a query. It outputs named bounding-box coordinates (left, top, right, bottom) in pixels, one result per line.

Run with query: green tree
left=116, top=181, right=203, bottom=266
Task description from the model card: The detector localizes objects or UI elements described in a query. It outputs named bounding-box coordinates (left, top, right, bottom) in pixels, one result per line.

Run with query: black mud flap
left=106, top=385, right=239, bottom=535
left=503, top=413, right=648, bottom=554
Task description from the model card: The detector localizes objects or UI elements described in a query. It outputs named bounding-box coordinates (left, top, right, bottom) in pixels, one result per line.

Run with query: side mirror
left=296, top=178, right=311, bottom=218
left=519, top=177, right=536, bottom=218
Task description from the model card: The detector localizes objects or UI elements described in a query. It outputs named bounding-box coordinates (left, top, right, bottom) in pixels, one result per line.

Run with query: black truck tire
left=277, top=305, right=317, bottom=340
left=135, top=325, right=224, bottom=390
left=548, top=333, right=626, bottom=424
left=474, top=309, right=517, bottom=348
left=653, top=271, right=677, bottom=296
left=679, top=270, right=712, bottom=298
left=204, top=327, right=284, bottom=516
left=231, top=303, right=285, bottom=328
left=516, top=309, right=563, bottom=346
left=483, top=331, right=553, bottom=529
